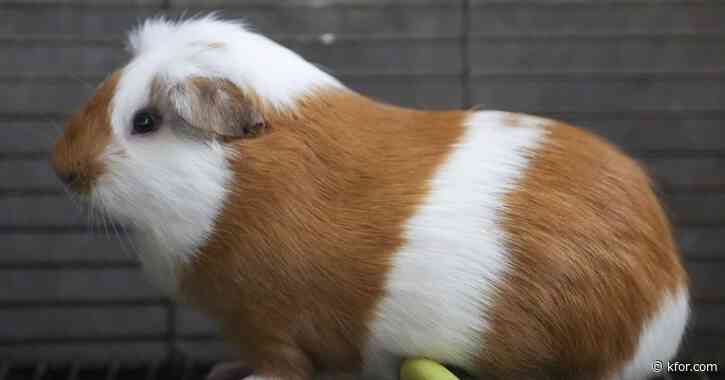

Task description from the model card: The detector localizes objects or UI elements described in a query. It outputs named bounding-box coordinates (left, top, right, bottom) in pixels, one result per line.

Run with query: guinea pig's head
left=51, top=16, right=340, bottom=238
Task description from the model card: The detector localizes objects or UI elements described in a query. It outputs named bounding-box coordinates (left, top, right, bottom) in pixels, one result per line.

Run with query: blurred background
left=0, top=0, right=723, bottom=378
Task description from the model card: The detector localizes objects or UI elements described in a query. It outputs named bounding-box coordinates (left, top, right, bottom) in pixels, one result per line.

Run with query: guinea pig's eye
left=131, top=109, right=160, bottom=135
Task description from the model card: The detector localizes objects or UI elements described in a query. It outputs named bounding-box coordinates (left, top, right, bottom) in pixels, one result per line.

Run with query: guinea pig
left=51, top=16, right=689, bottom=380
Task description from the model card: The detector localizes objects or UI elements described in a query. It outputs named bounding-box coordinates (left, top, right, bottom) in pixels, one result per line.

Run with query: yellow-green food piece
left=400, top=359, right=460, bottom=380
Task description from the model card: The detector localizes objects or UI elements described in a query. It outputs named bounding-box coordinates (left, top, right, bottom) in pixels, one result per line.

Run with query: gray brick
left=570, top=118, right=725, bottom=152
left=176, top=306, right=219, bottom=336
left=0, top=195, right=86, bottom=226
left=685, top=261, right=725, bottom=303
left=641, top=157, right=725, bottom=192
left=0, top=80, right=93, bottom=115
left=172, top=0, right=456, bottom=8
left=3, top=39, right=459, bottom=76
left=2, top=65, right=461, bottom=117
left=681, top=334, right=725, bottom=366
left=676, top=227, right=725, bottom=259
left=0, top=268, right=162, bottom=301
left=0, top=0, right=163, bottom=5
left=0, top=122, right=63, bottom=154
left=1, top=233, right=135, bottom=263
left=469, top=3, right=725, bottom=35
left=469, top=78, right=725, bottom=113
left=176, top=338, right=233, bottom=362
left=691, top=302, right=725, bottom=335
left=0, top=5, right=162, bottom=37
left=0, top=305, right=166, bottom=339
left=174, top=4, right=461, bottom=36
left=1, top=41, right=127, bottom=76
left=1, top=4, right=461, bottom=39
left=346, top=78, right=463, bottom=109
left=471, top=0, right=710, bottom=4
left=469, top=39, right=725, bottom=74
left=0, top=160, right=61, bottom=190
left=665, top=193, right=725, bottom=225
left=286, top=39, right=461, bottom=75
left=0, top=342, right=166, bottom=364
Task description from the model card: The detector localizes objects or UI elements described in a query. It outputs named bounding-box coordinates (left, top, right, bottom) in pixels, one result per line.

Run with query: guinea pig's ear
left=158, top=76, right=266, bottom=139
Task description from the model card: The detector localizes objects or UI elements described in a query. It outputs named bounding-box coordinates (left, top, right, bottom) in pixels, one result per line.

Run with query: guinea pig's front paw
left=206, top=361, right=253, bottom=380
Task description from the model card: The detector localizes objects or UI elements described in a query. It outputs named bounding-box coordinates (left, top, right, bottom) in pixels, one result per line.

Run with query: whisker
left=95, top=178, right=140, bottom=260
left=86, top=197, right=95, bottom=232
left=67, top=73, right=96, bottom=90
left=98, top=198, right=111, bottom=238
left=112, top=218, right=137, bottom=260
left=61, top=186, right=77, bottom=207
left=45, top=118, right=63, bottom=136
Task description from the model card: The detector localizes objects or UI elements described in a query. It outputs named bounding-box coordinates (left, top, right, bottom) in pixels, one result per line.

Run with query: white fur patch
left=363, top=111, right=546, bottom=378
left=94, top=133, right=232, bottom=295
left=615, top=287, right=690, bottom=380
left=98, top=16, right=342, bottom=293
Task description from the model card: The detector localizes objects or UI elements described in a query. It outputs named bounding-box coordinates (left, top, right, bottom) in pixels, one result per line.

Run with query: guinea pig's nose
left=54, top=159, right=92, bottom=193
left=51, top=145, right=93, bottom=193
left=58, top=170, right=79, bottom=186
left=54, top=165, right=93, bottom=193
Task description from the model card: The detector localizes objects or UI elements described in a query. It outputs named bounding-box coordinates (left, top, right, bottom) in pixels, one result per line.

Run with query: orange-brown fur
left=51, top=72, right=119, bottom=193
left=178, top=89, right=467, bottom=378
left=481, top=117, right=688, bottom=380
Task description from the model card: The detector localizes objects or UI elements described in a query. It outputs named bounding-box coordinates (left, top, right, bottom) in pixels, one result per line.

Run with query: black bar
left=0, top=261, right=139, bottom=270
left=0, top=335, right=167, bottom=346
left=0, top=299, right=166, bottom=308
left=31, top=362, right=46, bottom=380
left=0, top=152, right=49, bottom=160
left=0, top=334, right=220, bottom=347
left=180, top=358, right=194, bottom=380
left=177, top=334, right=219, bottom=342
left=0, top=189, right=63, bottom=197
left=105, top=361, right=120, bottom=380
left=66, top=361, right=80, bottom=380
left=146, top=360, right=160, bottom=380
left=0, top=363, right=9, bottom=380
left=0, top=113, right=68, bottom=121
left=0, top=1, right=460, bottom=10
left=0, top=226, right=132, bottom=234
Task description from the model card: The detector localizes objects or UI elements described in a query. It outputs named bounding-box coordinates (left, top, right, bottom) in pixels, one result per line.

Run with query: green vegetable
left=400, top=359, right=460, bottom=380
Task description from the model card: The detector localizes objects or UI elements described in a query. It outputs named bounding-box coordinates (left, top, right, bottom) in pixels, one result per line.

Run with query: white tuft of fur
left=363, top=111, right=547, bottom=378
left=615, top=287, right=690, bottom=380
left=124, top=15, right=341, bottom=111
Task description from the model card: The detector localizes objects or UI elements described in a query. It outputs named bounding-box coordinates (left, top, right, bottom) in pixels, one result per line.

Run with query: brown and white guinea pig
left=51, top=16, right=689, bottom=380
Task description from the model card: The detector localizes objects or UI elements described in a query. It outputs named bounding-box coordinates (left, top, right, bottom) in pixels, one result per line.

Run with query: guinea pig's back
left=364, top=111, right=689, bottom=380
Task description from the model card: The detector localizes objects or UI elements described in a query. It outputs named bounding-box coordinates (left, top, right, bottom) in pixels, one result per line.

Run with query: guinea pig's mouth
left=51, top=133, right=115, bottom=196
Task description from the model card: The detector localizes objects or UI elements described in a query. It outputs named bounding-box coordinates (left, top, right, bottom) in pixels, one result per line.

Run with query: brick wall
left=1, top=0, right=723, bottom=366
